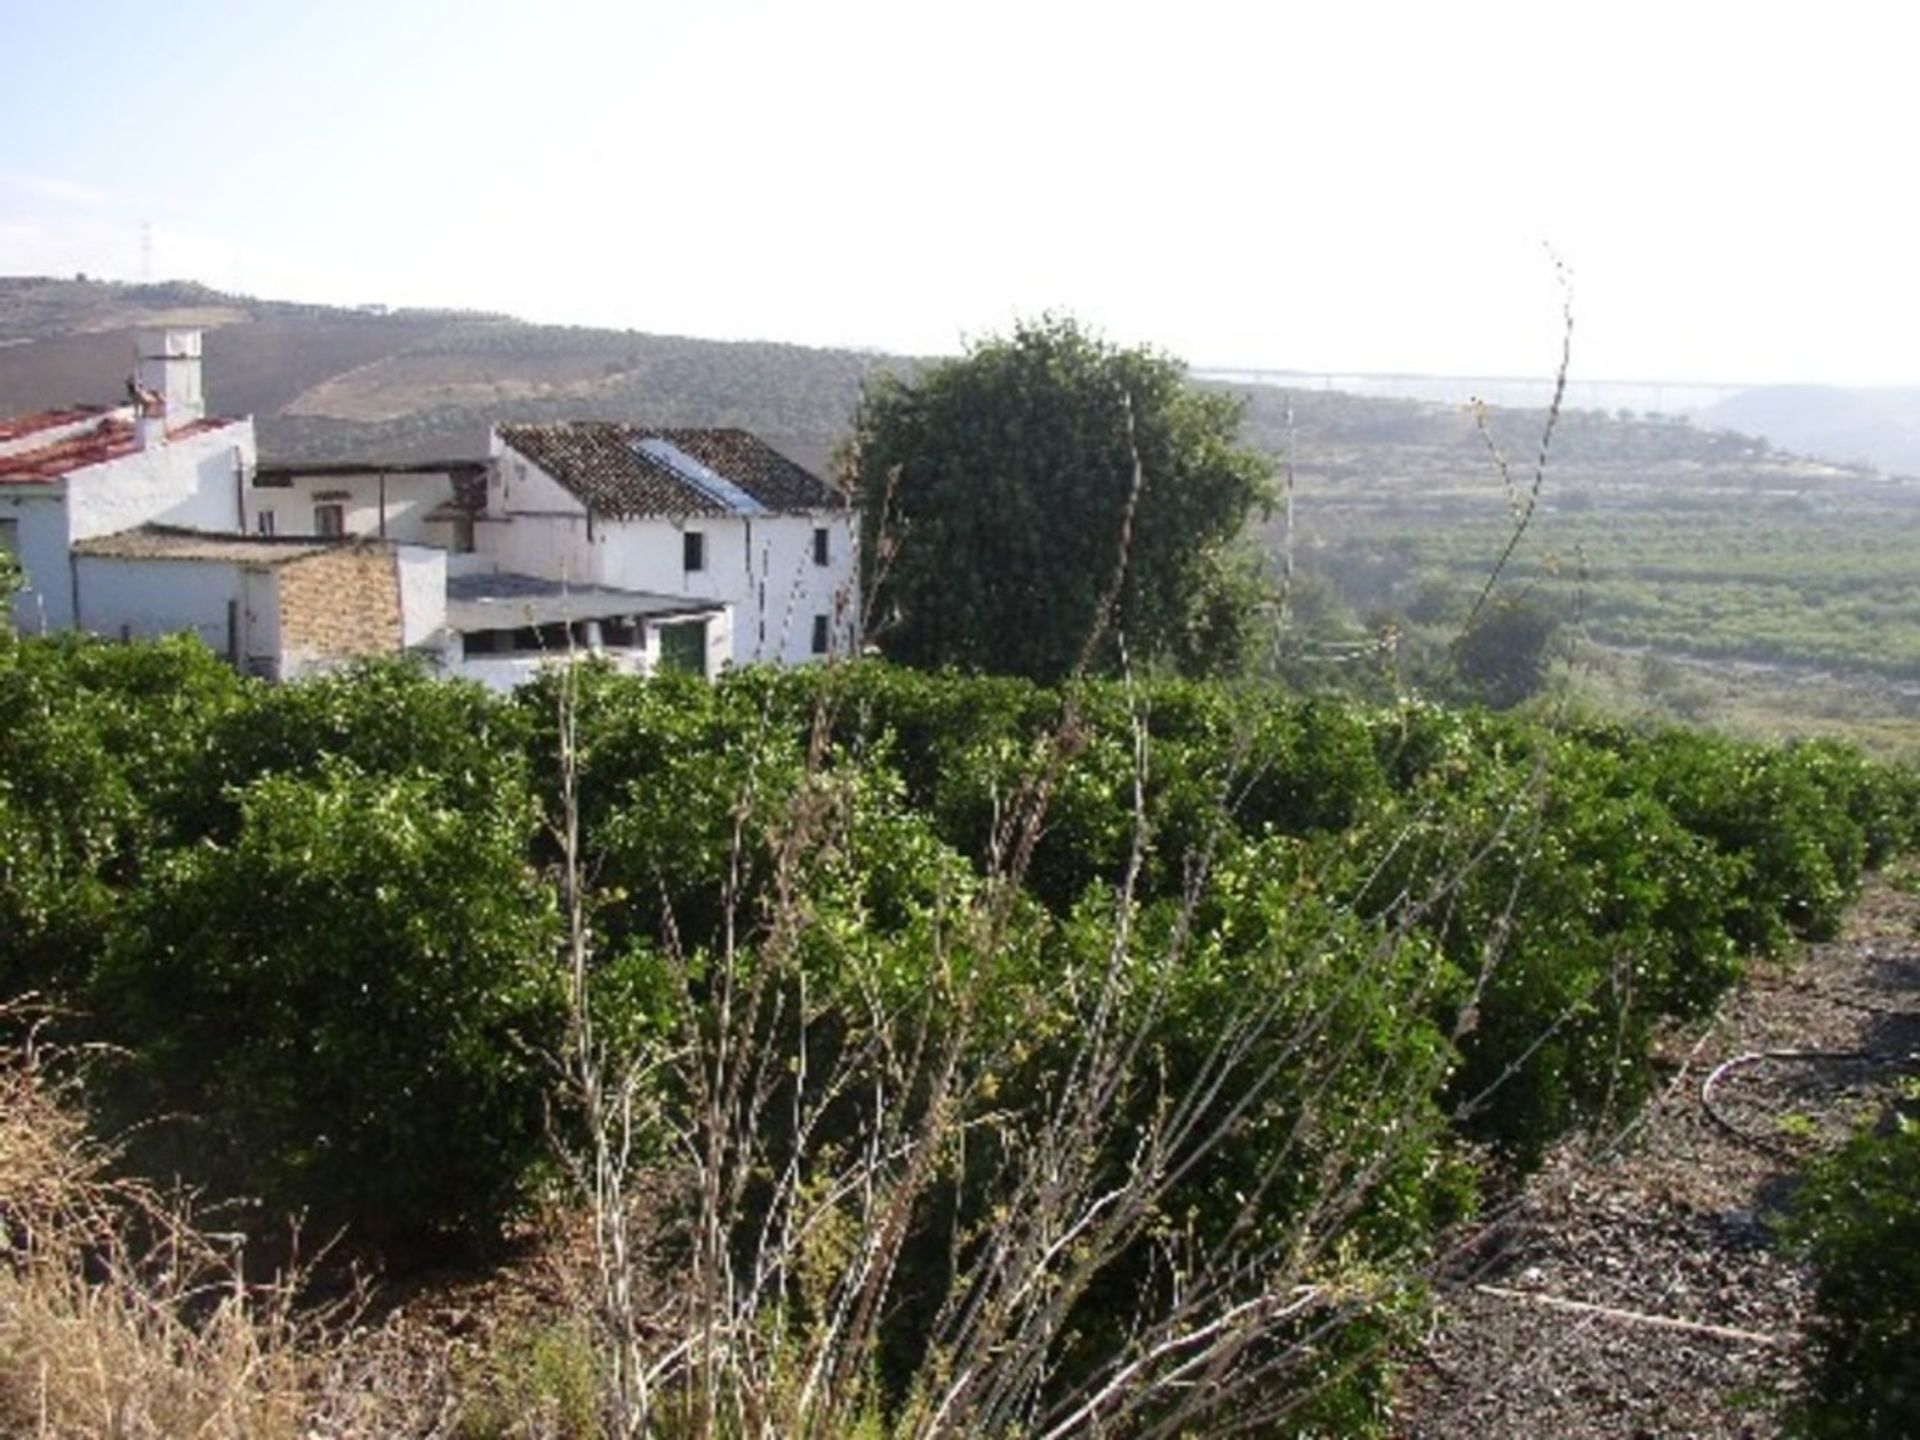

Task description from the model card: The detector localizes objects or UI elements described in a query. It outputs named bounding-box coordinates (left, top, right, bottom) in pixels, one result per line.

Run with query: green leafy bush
left=93, top=760, right=562, bottom=1243
left=176, top=658, right=529, bottom=845
left=1632, top=732, right=1866, bottom=951
left=1785, top=1092, right=1920, bottom=1438
left=0, top=635, right=1909, bottom=1300
left=0, top=635, right=247, bottom=1000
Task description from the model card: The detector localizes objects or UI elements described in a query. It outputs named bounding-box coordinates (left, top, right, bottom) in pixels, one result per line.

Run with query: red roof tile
left=0, top=416, right=243, bottom=485
left=0, top=405, right=113, bottom=444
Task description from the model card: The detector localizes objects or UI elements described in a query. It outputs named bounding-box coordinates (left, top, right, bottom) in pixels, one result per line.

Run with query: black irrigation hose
left=1699, top=1049, right=1919, bottom=1159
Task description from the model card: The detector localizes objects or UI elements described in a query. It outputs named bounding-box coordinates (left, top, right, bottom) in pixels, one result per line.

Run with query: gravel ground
left=1393, top=875, right=1920, bottom=1439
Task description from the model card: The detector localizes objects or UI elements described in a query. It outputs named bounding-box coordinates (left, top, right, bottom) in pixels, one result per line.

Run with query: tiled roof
left=0, top=405, right=113, bottom=444
left=0, top=416, right=242, bottom=485
left=71, top=524, right=372, bottom=567
left=0, top=417, right=135, bottom=483
left=497, top=423, right=844, bottom=520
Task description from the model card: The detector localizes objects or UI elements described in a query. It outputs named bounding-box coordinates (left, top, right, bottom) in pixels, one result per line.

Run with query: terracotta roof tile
left=0, top=417, right=243, bottom=485
left=497, top=423, right=844, bottom=520
left=0, top=417, right=138, bottom=483
left=0, top=405, right=114, bottom=444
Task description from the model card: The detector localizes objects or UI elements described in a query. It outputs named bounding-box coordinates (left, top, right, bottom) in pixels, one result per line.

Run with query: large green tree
left=849, top=316, right=1274, bottom=681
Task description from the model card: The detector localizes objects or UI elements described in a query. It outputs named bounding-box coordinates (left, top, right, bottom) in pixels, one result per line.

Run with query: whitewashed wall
left=241, top=568, right=281, bottom=673
left=0, top=492, right=75, bottom=632
left=592, top=516, right=727, bottom=601
left=484, top=453, right=598, bottom=584
left=482, top=511, right=599, bottom=586
left=250, top=471, right=465, bottom=545
left=5, top=424, right=254, bottom=632
left=64, top=426, right=250, bottom=542
left=738, top=513, right=858, bottom=667
left=73, top=555, right=249, bottom=657
left=592, top=513, right=854, bottom=667
left=493, top=451, right=587, bottom=521
left=450, top=647, right=650, bottom=695
left=395, top=545, right=448, bottom=647
left=702, top=606, right=735, bottom=675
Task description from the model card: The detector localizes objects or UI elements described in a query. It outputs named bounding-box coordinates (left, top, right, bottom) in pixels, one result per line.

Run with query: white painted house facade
left=1, top=333, right=847, bottom=687
left=490, top=424, right=858, bottom=668
left=0, top=330, right=253, bottom=632
left=254, top=424, right=856, bottom=676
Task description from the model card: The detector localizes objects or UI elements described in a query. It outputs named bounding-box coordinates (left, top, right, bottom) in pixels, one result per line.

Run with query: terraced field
left=1237, top=383, right=1920, bottom=757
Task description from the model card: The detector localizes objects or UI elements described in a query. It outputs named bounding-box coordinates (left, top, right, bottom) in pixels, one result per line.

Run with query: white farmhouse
left=1, top=334, right=846, bottom=687
left=490, top=424, right=858, bottom=667
left=245, top=450, right=742, bottom=684
left=0, top=330, right=253, bottom=632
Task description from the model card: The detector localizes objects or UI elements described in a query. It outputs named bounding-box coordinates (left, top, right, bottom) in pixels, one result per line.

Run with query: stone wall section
left=277, top=543, right=402, bottom=673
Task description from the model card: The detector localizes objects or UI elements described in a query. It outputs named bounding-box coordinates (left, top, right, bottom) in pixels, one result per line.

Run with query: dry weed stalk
left=1458, top=249, right=1574, bottom=641
left=547, top=390, right=1578, bottom=1440
left=0, top=1006, right=448, bottom=1438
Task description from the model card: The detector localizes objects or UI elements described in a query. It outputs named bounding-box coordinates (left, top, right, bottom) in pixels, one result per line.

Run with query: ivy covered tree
left=848, top=316, right=1274, bottom=681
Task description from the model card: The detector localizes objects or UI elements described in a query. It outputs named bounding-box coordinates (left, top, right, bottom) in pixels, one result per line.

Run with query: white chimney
left=135, top=329, right=206, bottom=428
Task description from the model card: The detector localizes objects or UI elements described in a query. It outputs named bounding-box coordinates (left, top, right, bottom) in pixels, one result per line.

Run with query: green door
left=658, top=620, right=708, bottom=676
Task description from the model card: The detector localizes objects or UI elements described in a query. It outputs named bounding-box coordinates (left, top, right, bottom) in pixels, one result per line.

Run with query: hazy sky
left=2, top=0, right=1913, bottom=384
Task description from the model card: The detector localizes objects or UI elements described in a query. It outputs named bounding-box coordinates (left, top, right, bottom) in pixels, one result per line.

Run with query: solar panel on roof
left=634, top=437, right=768, bottom=515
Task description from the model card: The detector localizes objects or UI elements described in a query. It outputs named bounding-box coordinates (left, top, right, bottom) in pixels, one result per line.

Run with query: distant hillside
left=1, top=273, right=1876, bottom=519
left=1225, top=384, right=1778, bottom=470
left=1702, top=384, right=1920, bottom=478
left=0, top=277, right=901, bottom=476
left=3, top=276, right=1816, bottom=485
left=12, top=274, right=1920, bottom=744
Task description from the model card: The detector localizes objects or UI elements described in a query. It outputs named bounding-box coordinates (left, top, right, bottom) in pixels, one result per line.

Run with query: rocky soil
left=1394, top=874, right=1920, bottom=1438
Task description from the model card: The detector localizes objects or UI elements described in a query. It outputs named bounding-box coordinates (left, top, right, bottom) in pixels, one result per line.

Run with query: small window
left=811, top=613, right=829, bottom=655
left=313, top=503, right=345, bottom=537
left=255, top=510, right=276, bottom=536
left=683, top=530, right=706, bottom=572
left=812, top=526, right=829, bottom=566
left=0, top=516, right=18, bottom=558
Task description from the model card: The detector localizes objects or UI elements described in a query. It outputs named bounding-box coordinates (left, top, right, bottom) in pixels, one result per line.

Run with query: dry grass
left=0, top=1009, right=453, bottom=1438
